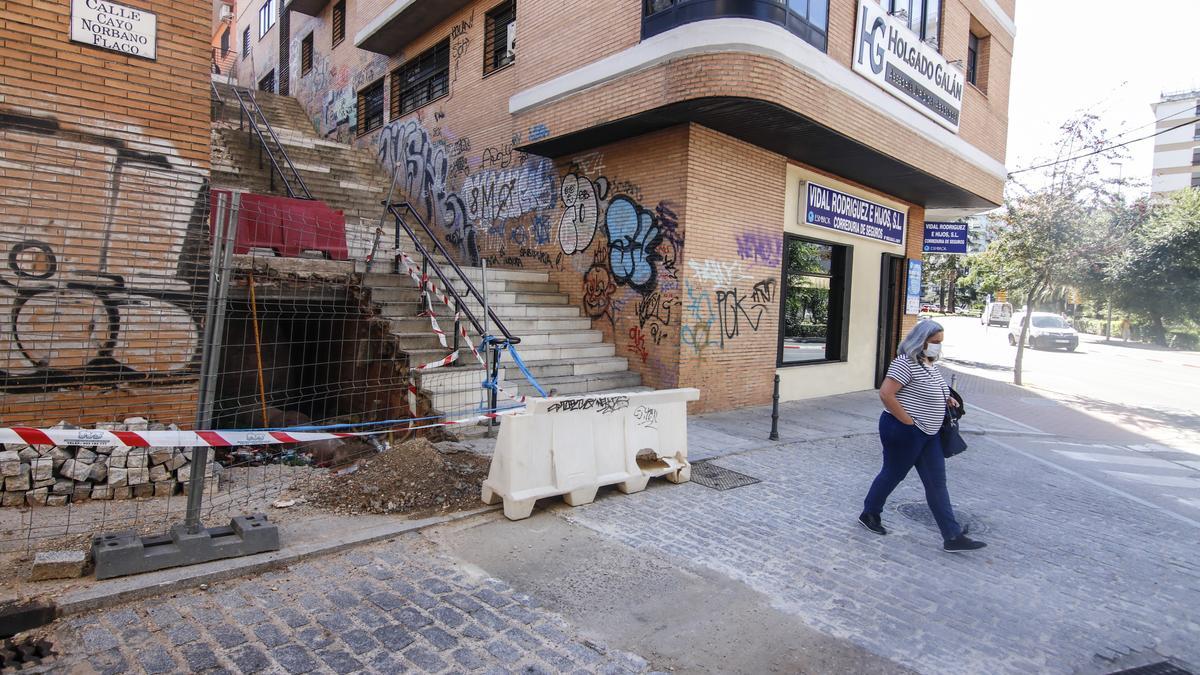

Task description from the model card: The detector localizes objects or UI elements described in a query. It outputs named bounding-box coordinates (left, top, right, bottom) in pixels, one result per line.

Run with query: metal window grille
left=242, top=27, right=250, bottom=58
left=358, top=79, right=385, bottom=135
left=390, top=40, right=449, bottom=119
left=258, top=70, right=275, bottom=94
left=484, top=1, right=516, bottom=75
left=332, top=1, right=346, bottom=48
left=301, top=34, right=313, bottom=76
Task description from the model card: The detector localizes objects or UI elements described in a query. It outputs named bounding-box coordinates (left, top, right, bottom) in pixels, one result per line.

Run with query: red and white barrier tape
left=393, top=251, right=528, bottom=414
left=0, top=408, right=523, bottom=449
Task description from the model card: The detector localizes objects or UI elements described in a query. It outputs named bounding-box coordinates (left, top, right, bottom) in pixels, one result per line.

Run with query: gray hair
left=897, top=319, right=944, bottom=360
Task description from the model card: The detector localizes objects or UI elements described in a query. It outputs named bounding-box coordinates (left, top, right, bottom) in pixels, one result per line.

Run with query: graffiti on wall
left=0, top=111, right=208, bottom=393
left=735, top=230, right=784, bottom=268
left=558, top=174, right=608, bottom=255
left=681, top=276, right=777, bottom=356
left=605, top=196, right=663, bottom=294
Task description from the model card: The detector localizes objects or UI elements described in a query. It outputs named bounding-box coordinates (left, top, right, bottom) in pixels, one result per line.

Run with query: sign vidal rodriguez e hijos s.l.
left=804, top=181, right=906, bottom=246
left=853, top=0, right=963, bottom=133
left=71, top=0, right=157, bottom=60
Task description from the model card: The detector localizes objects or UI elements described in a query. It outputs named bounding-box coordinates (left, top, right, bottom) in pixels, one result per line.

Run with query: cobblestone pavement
left=45, top=533, right=654, bottom=674
left=564, top=432, right=1200, bottom=675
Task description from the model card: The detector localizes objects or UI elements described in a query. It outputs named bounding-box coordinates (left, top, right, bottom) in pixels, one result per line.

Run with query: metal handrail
left=387, top=201, right=520, bottom=346
left=230, top=87, right=313, bottom=200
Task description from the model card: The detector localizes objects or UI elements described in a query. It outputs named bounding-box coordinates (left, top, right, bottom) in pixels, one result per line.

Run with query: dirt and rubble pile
left=304, top=438, right=489, bottom=515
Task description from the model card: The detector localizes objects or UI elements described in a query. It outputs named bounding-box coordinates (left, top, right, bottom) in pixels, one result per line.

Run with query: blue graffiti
left=531, top=214, right=551, bottom=245
left=605, top=196, right=662, bottom=294
left=529, top=124, right=550, bottom=142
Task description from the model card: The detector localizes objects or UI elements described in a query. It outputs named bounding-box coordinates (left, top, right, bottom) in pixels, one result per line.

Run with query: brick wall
left=1, top=0, right=212, bottom=427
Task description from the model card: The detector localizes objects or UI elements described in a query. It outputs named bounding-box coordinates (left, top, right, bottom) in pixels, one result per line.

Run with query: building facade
left=230, top=0, right=1015, bottom=412
left=1151, top=89, right=1200, bottom=198
left=2, top=0, right=214, bottom=427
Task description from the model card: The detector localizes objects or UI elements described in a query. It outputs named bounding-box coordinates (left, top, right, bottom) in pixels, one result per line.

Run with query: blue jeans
left=863, top=412, right=962, bottom=541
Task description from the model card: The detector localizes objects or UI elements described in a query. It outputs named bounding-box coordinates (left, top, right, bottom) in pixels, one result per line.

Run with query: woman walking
left=858, top=320, right=986, bottom=553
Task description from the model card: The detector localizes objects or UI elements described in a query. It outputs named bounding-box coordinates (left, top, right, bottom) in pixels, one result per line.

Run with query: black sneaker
left=858, top=512, right=887, bottom=535
left=943, top=534, right=987, bottom=553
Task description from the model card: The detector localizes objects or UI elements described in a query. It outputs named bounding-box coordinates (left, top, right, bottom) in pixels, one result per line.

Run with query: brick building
left=231, top=0, right=1015, bottom=413
left=2, top=0, right=213, bottom=426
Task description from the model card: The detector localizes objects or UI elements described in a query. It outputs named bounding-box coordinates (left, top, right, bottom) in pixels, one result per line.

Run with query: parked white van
left=1008, top=312, right=1079, bottom=351
left=981, top=302, right=1012, bottom=327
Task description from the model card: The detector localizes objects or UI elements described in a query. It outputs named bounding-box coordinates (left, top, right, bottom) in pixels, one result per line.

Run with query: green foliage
left=1110, top=188, right=1200, bottom=344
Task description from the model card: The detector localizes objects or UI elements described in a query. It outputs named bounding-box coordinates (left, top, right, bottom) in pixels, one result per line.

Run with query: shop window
left=484, top=0, right=516, bottom=75
left=357, top=78, right=385, bottom=135
left=779, top=236, right=851, bottom=365
left=258, top=0, right=276, bottom=39
left=301, top=33, right=314, bottom=76
left=391, top=39, right=449, bottom=118
left=242, top=27, right=250, bottom=58
left=258, top=70, right=275, bottom=93
left=332, top=1, right=346, bottom=48
left=643, top=0, right=830, bottom=52
left=884, top=0, right=940, bottom=49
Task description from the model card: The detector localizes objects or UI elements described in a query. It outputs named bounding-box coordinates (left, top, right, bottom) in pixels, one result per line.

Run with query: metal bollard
left=769, top=374, right=780, bottom=441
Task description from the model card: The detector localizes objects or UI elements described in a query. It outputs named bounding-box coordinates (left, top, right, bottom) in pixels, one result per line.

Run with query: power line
left=1008, top=119, right=1195, bottom=177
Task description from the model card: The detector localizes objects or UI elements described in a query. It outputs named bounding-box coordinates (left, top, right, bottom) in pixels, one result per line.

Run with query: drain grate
left=690, top=461, right=761, bottom=491
left=896, top=501, right=988, bottom=535
left=1110, top=663, right=1194, bottom=675
left=1, top=637, right=54, bottom=669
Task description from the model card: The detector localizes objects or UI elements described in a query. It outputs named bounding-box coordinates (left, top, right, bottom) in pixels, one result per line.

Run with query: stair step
left=385, top=316, right=592, bottom=334
left=513, top=372, right=644, bottom=397
left=376, top=301, right=582, bottom=320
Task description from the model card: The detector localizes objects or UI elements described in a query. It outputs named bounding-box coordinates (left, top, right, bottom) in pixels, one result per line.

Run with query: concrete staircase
left=365, top=267, right=643, bottom=416
left=208, top=78, right=644, bottom=427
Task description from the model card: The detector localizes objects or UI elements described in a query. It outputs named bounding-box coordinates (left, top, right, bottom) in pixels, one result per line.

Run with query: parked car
left=1008, top=312, right=1079, bottom=351
left=981, top=302, right=1012, bottom=327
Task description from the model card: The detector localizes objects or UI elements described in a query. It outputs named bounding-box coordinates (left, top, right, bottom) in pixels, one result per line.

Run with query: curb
left=54, top=505, right=501, bottom=616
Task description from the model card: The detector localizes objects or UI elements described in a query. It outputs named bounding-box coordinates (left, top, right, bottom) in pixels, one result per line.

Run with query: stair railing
left=384, top=200, right=520, bottom=348
left=230, top=86, right=313, bottom=201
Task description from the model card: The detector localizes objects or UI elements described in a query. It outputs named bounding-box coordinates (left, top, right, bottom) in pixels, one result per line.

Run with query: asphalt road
left=935, top=315, right=1200, bottom=449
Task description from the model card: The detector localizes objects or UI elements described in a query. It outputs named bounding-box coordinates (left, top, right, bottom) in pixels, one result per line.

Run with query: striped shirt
left=885, top=357, right=950, bottom=435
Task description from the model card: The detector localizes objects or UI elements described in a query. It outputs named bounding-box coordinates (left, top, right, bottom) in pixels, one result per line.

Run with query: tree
left=978, top=115, right=1126, bottom=385
left=1110, top=189, right=1200, bottom=345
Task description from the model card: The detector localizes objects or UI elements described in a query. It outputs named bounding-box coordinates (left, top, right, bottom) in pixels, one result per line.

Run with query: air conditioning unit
left=219, top=3, right=233, bottom=21
left=504, top=22, right=516, bottom=61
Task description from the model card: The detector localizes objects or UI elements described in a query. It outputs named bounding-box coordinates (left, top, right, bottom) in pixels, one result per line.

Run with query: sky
left=1006, top=0, right=1200, bottom=192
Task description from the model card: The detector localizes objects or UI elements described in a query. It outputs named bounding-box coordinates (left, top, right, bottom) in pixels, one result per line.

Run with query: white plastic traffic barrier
left=481, top=388, right=700, bottom=520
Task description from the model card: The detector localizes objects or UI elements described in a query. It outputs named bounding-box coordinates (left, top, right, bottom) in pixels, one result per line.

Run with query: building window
left=885, top=0, right=941, bottom=49
left=220, top=27, right=231, bottom=56
left=1192, top=174, right=1200, bottom=188
left=779, top=236, right=851, bottom=365
left=259, top=70, right=275, bottom=93
left=966, top=33, right=979, bottom=85
left=332, top=1, right=346, bottom=48
left=391, top=39, right=449, bottom=118
left=242, top=27, right=250, bottom=58
left=484, top=0, right=516, bottom=75
left=258, top=0, right=276, bottom=39
left=642, top=0, right=830, bottom=52
left=357, top=78, right=385, bottom=135
left=301, top=33, right=314, bottom=76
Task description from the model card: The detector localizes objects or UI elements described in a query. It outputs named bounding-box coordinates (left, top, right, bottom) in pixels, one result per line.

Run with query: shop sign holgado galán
left=70, top=0, right=157, bottom=60
left=853, top=0, right=963, bottom=133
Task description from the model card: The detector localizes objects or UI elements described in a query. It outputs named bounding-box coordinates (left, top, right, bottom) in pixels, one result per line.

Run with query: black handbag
left=941, top=387, right=968, bottom=458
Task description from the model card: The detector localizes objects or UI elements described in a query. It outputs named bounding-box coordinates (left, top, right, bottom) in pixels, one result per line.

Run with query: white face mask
left=925, top=343, right=943, bottom=361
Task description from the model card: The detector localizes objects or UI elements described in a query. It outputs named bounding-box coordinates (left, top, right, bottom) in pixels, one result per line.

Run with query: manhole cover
left=690, top=461, right=761, bottom=491
left=896, top=501, right=988, bottom=535
left=1110, top=663, right=1194, bottom=675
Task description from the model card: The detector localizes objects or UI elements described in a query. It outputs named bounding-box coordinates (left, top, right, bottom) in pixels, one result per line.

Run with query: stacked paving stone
left=0, top=418, right=219, bottom=508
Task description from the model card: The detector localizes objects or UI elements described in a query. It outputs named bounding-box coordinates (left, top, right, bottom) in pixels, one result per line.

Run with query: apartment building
left=229, top=0, right=1016, bottom=412
left=1151, top=89, right=1200, bottom=198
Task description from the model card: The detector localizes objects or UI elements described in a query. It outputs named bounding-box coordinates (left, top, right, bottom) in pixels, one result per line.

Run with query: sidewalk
left=30, top=391, right=1200, bottom=674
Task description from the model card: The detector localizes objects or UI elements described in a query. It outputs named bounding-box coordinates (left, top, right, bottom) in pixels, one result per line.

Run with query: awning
left=517, top=97, right=998, bottom=211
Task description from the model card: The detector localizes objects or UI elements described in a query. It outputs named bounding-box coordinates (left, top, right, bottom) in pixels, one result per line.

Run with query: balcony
left=286, top=0, right=327, bottom=18
left=356, top=0, right=474, bottom=55
left=643, top=0, right=828, bottom=52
